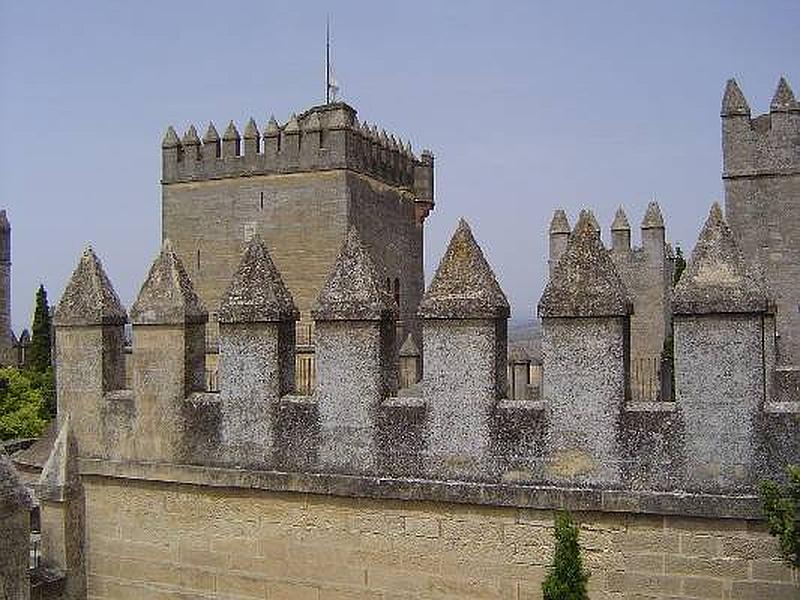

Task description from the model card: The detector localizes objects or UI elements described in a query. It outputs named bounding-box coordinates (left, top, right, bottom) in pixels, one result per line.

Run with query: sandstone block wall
left=82, top=477, right=799, bottom=600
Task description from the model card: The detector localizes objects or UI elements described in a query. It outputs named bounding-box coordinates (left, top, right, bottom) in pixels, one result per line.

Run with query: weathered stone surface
left=130, top=239, right=207, bottom=325
left=0, top=445, right=32, bottom=514
left=770, top=76, right=796, bottom=112
left=539, top=211, right=631, bottom=317
left=419, top=219, right=509, bottom=319
left=611, top=206, right=630, bottom=231
left=398, top=333, right=419, bottom=357
left=641, top=200, right=664, bottom=229
left=203, top=122, right=220, bottom=143
left=219, top=235, right=298, bottom=323
left=161, top=126, right=180, bottom=149
left=313, top=226, right=397, bottom=321
left=36, top=416, right=78, bottom=502
left=673, top=203, right=769, bottom=315
left=721, top=78, right=750, bottom=116
left=548, top=209, right=570, bottom=234
left=54, top=246, right=127, bottom=326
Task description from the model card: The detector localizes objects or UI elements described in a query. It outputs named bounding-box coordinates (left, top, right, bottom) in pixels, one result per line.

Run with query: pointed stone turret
left=131, top=240, right=207, bottom=325
left=131, top=241, right=207, bottom=462
left=203, top=122, right=220, bottom=143
left=220, top=235, right=298, bottom=323
left=540, top=212, right=630, bottom=318
left=419, top=219, right=509, bottom=319
left=673, top=203, right=774, bottom=492
left=55, top=246, right=127, bottom=326
left=398, top=333, right=421, bottom=389
left=611, top=206, right=630, bottom=231
left=399, top=333, right=419, bottom=357
left=182, top=124, right=201, bottom=161
left=54, top=247, right=126, bottom=457
left=243, top=117, right=260, bottom=156
left=313, top=226, right=397, bottom=321
left=673, top=203, right=769, bottom=315
left=548, top=209, right=571, bottom=278
left=265, top=115, right=280, bottom=135
left=770, top=76, right=796, bottom=112
left=222, top=120, right=241, bottom=158
left=37, top=415, right=78, bottom=503
left=284, top=114, right=300, bottom=134
left=314, top=227, right=398, bottom=473
left=641, top=201, right=664, bottom=229
left=223, top=120, right=240, bottom=141
left=611, top=206, right=631, bottom=252
left=421, top=218, right=510, bottom=478
left=264, top=115, right=281, bottom=153
left=0, top=209, right=9, bottom=231
left=572, top=209, right=600, bottom=234
left=202, top=122, right=220, bottom=161
left=721, top=78, right=750, bottom=117
left=162, top=126, right=180, bottom=149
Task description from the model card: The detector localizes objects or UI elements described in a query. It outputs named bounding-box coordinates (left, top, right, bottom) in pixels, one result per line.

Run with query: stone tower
left=0, top=210, right=14, bottom=365
left=722, top=77, right=800, bottom=363
left=161, top=103, right=435, bottom=386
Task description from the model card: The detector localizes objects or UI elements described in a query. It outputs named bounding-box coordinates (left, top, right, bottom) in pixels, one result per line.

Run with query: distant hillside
left=508, top=318, right=542, bottom=362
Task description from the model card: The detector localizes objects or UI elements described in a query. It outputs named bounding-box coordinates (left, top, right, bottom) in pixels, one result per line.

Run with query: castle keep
left=3, top=79, right=799, bottom=600
left=161, top=102, right=435, bottom=389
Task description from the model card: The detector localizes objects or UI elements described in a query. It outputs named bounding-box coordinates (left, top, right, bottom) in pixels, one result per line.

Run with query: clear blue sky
left=1, top=1, right=798, bottom=332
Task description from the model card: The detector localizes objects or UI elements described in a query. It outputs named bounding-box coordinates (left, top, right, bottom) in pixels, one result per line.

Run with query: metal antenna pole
left=326, top=15, right=330, bottom=104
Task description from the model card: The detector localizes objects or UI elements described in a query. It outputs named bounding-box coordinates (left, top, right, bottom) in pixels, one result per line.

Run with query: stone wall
left=82, top=476, right=798, bottom=600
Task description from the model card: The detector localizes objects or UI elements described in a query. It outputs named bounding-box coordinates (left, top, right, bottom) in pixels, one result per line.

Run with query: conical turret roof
left=641, top=201, right=664, bottom=229
left=538, top=212, right=631, bottom=318
left=37, top=415, right=78, bottom=502
left=243, top=118, right=260, bottom=139
left=55, top=246, right=127, bottom=326
left=399, top=334, right=419, bottom=357
left=223, top=121, right=240, bottom=141
left=219, top=235, right=298, bottom=323
left=770, top=77, right=796, bottom=112
left=673, top=203, right=770, bottom=315
left=549, top=209, right=571, bottom=234
left=130, top=240, right=207, bottom=324
left=182, top=125, right=200, bottom=145
left=419, top=219, right=509, bottom=319
left=203, top=122, right=220, bottom=143
left=265, top=115, right=280, bottom=136
left=162, top=126, right=180, bottom=149
left=721, top=79, right=750, bottom=117
left=611, top=207, right=630, bottom=231
left=313, top=227, right=397, bottom=321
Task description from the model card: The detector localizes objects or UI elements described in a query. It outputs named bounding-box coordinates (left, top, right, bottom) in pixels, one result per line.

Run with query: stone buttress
left=217, top=235, right=298, bottom=466
left=53, top=247, right=127, bottom=458
left=130, top=240, right=208, bottom=462
left=312, top=226, right=398, bottom=473
left=539, top=210, right=631, bottom=486
left=0, top=446, right=33, bottom=600
left=673, top=203, right=774, bottom=492
left=419, top=219, right=510, bottom=478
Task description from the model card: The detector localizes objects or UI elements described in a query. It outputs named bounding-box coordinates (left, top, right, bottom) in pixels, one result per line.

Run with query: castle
left=2, top=78, right=799, bottom=600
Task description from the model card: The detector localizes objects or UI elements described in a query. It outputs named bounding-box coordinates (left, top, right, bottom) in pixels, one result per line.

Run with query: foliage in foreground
left=542, top=511, right=590, bottom=600
left=760, top=465, right=800, bottom=568
left=0, top=367, right=48, bottom=440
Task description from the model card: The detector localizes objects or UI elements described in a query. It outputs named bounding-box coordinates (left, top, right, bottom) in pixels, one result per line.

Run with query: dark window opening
left=393, top=278, right=400, bottom=307
left=196, top=249, right=201, bottom=271
left=260, top=191, right=264, bottom=210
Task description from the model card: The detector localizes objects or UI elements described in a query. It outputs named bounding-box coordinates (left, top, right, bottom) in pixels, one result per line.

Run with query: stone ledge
left=77, top=458, right=763, bottom=520
left=722, top=167, right=800, bottom=179
left=764, top=401, right=800, bottom=414
left=382, top=397, right=425, bottom=409
left=496, top=399, right=545, bottom=412
left=625, top=401, right=676, bottom=412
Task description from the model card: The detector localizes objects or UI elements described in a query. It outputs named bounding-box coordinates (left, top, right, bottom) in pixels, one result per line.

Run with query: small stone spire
left=130, top=240, right=207, bottom=325
left=0, top=446, right=32, bottom=513
left=549, top=209, right=571, bottom=234
left=243, top=118, right=260, bottom=140
left=313, top=226, right=397, bottom=321
left=539, top=212, right=630, bottom=318
left=419, top=219, right=510, bottom=319
left=219, top=235, right=298, bottom=323
left=399, top=333, right=420, bottom=357
left=265, top=115, right=280, bottom=136
left=0, top=209, right=10, bottom=230
left=673, top=203, right=769, bottom=315
left=182, top=125, right=200, bottom=145
left=37, top=415, right=78, bottom=502
left=611, top=206, right=630, bottom=231
left=721, top=78, right=750, bottom=117
left=641, top=201, right=664, bottom=229
left=770, top=76, right=796, bottom=112
left=162, top=126, right=180, bottom=149
left=54, top=246, right=127, bottom=326
left=203, top=122, right=220, bottom=143
left=284, top=114, right=300, bottom=134
left=223, top=121, right=240, bottom=141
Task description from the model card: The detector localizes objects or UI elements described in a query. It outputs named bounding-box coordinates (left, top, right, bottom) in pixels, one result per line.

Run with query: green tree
left=28, top=284, right=52, bottom=373
left=542, top=511, right=590, bottom=600
left=673, top=245, right=686, bottom=285
left=0, top=367, right=47, bottom=440
left=760, top=465, right=799, bottom=568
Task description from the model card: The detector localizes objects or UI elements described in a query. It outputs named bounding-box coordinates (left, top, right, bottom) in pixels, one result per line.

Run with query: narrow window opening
left=196, top=249, right=201, bottom=271
left=215, top=144, right=221, bottom=159
left=260, top=191, right=264, bottom=210
left=386, top=278, right=391, bottom=293
left=393, top=278, right=400, bottom=307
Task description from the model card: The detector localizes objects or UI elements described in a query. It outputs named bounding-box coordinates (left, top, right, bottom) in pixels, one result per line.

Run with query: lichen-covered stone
left=0, top=445, right=32, bottom=513
left=37, top=416, right=78, bottom=502
left=641, top=201, right=664, bottom=229
left=721, top=78, right=750, bottom=116
left=419, top=219, right=509, bottom=319
left=219, top=235, right=298, bottom=323
left=54, top=246, right=127, bottom=326
left=313, top=226, right=397, bottom=321
left=611, top=206, right=630, bottom=231
left=130, top=239, right=207, bottom=325
left=673, top=203, right=770, bottom=315
left=539, top=211, right=631, bottom=317
left=162, top=126, right=180, bottom=149
left=770, top=76, right=796, bottom=112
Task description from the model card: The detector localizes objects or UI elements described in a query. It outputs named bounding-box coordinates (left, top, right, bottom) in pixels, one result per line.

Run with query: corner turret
left=547, top=209, right=571, bottom=278
left=611, top=206, right=631, bottom=252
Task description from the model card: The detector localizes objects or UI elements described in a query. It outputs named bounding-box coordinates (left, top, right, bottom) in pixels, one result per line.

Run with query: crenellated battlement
left=53, top=205, right=799, bottom=496
left=162, top=102, right=435, bottom=203
left=722, top=77, right=800, bottom=177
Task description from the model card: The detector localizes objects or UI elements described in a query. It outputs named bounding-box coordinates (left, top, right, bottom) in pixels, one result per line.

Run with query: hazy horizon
left=1, top=1, right=798, bottom=333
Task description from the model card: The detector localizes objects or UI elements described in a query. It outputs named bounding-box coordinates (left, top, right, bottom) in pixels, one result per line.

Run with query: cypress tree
left=673, top=245, right=687, bottom=285
left=28, top=284, right=52, bottom=373
left=542, top=511, right=590, bottom=600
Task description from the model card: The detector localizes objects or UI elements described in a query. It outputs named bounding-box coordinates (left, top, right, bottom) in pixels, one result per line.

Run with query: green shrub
left=0, top=367, right=48, bottom=440
left=542, top=511, right=590, bottom=600
left=760, top=465, right=799, bottom=568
